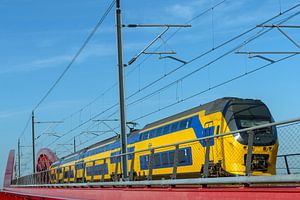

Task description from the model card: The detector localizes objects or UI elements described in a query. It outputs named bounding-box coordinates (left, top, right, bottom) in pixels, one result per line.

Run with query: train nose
left=244, top=154, right=269, bottom=171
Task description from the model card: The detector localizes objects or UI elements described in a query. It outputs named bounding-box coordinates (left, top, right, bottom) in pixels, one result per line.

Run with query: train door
left=204, top=121, right=214, bottom=162
left=213, top=120, right=223, bottom=164
left=204, top=120, right=225, bottom=176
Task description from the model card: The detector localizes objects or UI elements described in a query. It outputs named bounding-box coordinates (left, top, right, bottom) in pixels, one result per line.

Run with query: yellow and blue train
left=49, top=97, right=278, bottom=182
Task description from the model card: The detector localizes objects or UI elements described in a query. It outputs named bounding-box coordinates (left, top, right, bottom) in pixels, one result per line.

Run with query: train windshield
left=231, top=103, right=277, bottom=146
left=238, top=118, right=270, bottom=129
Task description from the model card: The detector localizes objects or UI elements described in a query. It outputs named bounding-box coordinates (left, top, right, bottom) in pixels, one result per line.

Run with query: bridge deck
left=2, top=186, right=300, bottom=200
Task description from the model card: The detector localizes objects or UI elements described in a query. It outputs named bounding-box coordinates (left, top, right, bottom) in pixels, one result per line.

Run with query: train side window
left=75, top=162, right=84, bottom=170
left=63, top=170, right=73, bottom=178
left=179, top=119, right=188, bottom=130
left=94, top=164, right=107, bottom=175
left=69, top=170, right=74, bottom=178
left=94, top=165, right=100, bottom=175
left=154, top=154, right=161, bottom=168
left=216, top=125, right=220, bottom=135
left=142, top=131, right=149, bottom=140
left=110, top=151, right=121, bottom=163
left=169, top=151, right=175, bottom=165
left=187, top=117, right=193, bottom=128
left=140, top=155, right=149, bottom=170
left=140, top=156, right=145, bottom=170
left=178, top=150, right=186, bottom=164
left=163, top=125, right=170, bottom=135
left=156, top=127, right=163, bottom=136
left=127, top=147, right=134, bottom=160
left=86, top=166, right=92, bottom=176
left=161, top=152, right=169, bottom=167
left=149, top=129, right=155, bottom=138
left=171, top=122, right=179, bottom=132
left=203, top=127, right=213, bottom=137
left=186, top=148, right=192, bottom=164
left=64, top=171, right=68, bottom=178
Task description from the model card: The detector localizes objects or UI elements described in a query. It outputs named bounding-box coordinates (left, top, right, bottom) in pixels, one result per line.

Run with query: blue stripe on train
left=57, top=115, right=215, bottom=166
left=190, top=116, right=214, bottom=147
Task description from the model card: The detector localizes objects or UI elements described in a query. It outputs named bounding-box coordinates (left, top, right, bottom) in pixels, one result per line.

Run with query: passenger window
left=64, top=171, right=68, bottom=178
left=163, top=125, right=170, bottom=134
left=75, top=162, right=83, bottom=170
left=187, top=118, right=193, bottom=128
left=169, top=151, right=175, bottom=165
left=94, top=164, right=106, bottom=175
left=216, top=125, right=220, bottom=135
left=127, top=147, right=134, bottom=160
left=161, top=153, right=169, bottom=166
left=142, top=132, right=149, bottom=140
left=203, top=127, right=213, bottom=137
left=179, top=119, right=188, bottom=130
left=141, top=155, right=149, bottom=169
left=69, top=170, right=74, bottom=178
left=178, top=150, right=186, bottom=164
left=203, top=128, right=208, bottom=137
left=149, top=130, right=155, bottom=138
left=140, top=157, right=146, bottom=170
left=186, top=148, right=192, bottom=164
left=171, top=123, right=179, bottom=132
left=156, top=127, right=163, bottom=136
left=154, top=154, right=161, bottom=167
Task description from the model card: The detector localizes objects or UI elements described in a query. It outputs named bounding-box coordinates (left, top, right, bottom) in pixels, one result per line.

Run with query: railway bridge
left=2, top=118, right=300, bottom=199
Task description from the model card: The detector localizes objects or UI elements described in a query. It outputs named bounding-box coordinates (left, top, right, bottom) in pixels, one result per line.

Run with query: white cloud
left=0, top=43, right=117, bottom=75
left=167, top=4, right=194, bottom=20
left=0, top=55, right=73, bottom=74
left=37, top=99, right=86, bottom=112
left=0, top=109, right=29, bottom=119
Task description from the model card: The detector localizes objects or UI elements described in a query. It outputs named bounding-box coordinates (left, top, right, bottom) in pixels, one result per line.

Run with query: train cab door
left=213, top=120, right=223, bottom=163
left=204, top=121, right=215, bottom=162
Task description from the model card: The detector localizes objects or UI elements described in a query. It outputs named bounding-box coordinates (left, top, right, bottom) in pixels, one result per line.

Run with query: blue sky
left=1, top=0, right=300, bottom=181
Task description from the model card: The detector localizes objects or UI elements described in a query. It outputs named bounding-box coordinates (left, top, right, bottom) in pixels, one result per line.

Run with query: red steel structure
left=2, top=150, right=300, bottom=200
left=36, top=148, right=58, bottom=172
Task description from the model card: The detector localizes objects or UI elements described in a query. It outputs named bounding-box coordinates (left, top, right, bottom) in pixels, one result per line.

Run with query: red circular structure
left=36, top=148, right=58, bottom=172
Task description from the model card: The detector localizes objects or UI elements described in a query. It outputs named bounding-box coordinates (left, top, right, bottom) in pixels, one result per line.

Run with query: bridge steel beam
left=2, top=186, right=300, bottom=200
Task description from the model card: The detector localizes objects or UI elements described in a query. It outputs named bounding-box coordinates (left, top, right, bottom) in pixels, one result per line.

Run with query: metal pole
left=115, top=0, right=128, bottom=179
left=245, top=131, right=254, bottom=176
left=73, top=137, right=76, bottom=153
left=203, top=138, right=211, bottom=178
left=31, top=111, right=36, bottom=174
left=283, top=155, right=291, bottom=175
left=18, top=139, right=21, bottom=177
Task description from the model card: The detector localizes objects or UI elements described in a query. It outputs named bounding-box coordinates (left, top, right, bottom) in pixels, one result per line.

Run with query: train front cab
left=220, top=99, right=278, bottom=176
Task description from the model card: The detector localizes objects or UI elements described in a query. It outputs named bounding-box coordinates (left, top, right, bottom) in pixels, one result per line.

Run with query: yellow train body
left=50, top=97, right=278, bottom=183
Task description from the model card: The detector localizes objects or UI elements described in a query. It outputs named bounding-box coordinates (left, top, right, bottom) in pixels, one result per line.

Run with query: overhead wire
left=131, top=54, right=298, bottom=122
left=18, top=114, right=32, bottom=139
left=63, top=52, right=298, bottom=154
left=22, top=0, right=117, bottom=151
left=44, top=0, right=228, bottom=147
left=42, top=0, right=227, bottom=136
left=86, top=8, right=300, bottom=122
left=47, top=2, right=300, bottom=151
left=32, top=0, right=116, bottom=112
left=57, top=4, right=300, bottom=152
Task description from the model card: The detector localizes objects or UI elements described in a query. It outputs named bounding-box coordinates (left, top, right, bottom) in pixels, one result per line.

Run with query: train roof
left=56, top=135, right=118, bottom=163
left=52, top=97, right=265, bottom=166
left=143, top=97, right=264, bottom=130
